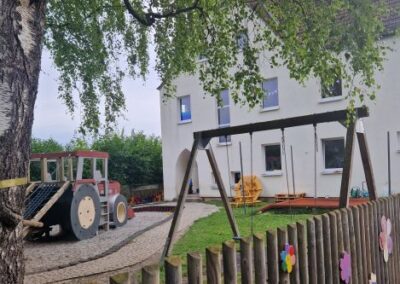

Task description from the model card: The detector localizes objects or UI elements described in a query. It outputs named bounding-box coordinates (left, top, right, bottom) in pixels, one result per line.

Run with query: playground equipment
left=231, top=175, right=262, bottom=207
left=162, top=107, right=378, bottom=260
left=23, top=151, right=133, bottom=240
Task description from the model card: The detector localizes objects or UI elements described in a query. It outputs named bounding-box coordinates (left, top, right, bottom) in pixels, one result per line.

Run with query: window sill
left=319, top=96, right=344, bottom=104
left=197, top=59, right=208, bottom=64
left=217, top=142, right=232, bottom=147
left=321, top=169, right=343, bottom=175
left=178, top=119, right=192, bottom=125
left=260, top=106, right=280, bottom=113
left=262, top=171, right=282, bottom=177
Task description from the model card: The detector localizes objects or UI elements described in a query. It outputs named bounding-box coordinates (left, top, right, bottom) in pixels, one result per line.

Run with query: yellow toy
left=231, top=175, right=263, bottom=207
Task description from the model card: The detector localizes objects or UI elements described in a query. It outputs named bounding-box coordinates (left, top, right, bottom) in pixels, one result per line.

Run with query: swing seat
left=231, top=176, right=263, bottom=208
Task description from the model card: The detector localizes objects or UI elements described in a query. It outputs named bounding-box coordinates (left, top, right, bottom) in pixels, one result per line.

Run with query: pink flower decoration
left=280, top=243, right=296, bottom=273
left=340, top=251, right=351, bottom=284
left=379, top=215, right=393, bottom=262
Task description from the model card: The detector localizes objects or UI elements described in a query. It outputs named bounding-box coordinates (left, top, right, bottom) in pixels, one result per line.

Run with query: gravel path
left=24, top=203, right=218, bottom=284
left=25, top=211, right=172, bottom=274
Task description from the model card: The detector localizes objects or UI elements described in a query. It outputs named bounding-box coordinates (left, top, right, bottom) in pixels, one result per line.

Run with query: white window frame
left=261, top=78, right=280, bottom=111
left=322, top=137, right=345, bottom=174
left=262, top=143, right=283, bottom=176
left=197, top=54, right=208, bottom=63
left=178, top=95, right=192, bottom=124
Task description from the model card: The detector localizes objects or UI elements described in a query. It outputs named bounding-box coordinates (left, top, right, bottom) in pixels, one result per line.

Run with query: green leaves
left=45, top=0, right=394, bottom=133
left=91, top=131, right=163, bottom=187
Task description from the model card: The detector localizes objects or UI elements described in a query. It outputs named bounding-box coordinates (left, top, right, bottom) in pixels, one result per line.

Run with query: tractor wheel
left=111, top=194, right=128, bottom=227
left=69, top=184, right=101, bottom=240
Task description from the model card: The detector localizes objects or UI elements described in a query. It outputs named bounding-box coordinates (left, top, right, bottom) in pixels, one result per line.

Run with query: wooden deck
left=259, top=197, right=369, bottom=212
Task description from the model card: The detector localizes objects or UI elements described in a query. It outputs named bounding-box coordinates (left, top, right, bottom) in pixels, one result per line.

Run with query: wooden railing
left=110, top=194, right=400, bottom=283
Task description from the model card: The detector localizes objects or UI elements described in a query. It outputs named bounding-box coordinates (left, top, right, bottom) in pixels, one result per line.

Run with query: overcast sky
left=32, top=49, right=161, bottom=145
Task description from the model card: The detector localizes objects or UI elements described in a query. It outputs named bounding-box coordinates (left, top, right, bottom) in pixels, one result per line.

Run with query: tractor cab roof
left=31, top=150, right=109, bottom=160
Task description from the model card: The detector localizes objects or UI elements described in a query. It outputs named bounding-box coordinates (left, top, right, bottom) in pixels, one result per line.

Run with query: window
left=236, top=32, right=248, bottom=50
left=323, top=138, right=345, bottom=169
left=262, top=78, right=279, bottom=109
left=264, top=144, right=282, bottom=172
left=179, top=96, right=191, bottom=122
left=218, top=90, right=231, bottom=143
left=321, top=78, right=342, bottom=99
left=232, top=172, right=241, bottom=184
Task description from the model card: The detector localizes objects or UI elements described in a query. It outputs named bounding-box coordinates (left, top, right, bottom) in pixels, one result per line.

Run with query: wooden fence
left=110, top=194, right=400, bottom=283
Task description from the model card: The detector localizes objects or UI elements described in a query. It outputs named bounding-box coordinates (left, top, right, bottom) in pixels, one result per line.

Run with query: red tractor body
left=24, top=151, right=133, bottom=240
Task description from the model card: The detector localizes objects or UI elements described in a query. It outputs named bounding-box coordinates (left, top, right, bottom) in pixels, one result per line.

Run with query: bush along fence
left=110, top=194, right=400, bottom=283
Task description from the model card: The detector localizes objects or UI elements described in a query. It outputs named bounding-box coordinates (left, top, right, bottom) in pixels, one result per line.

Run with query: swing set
left=161, top=106, right=377, bottom=259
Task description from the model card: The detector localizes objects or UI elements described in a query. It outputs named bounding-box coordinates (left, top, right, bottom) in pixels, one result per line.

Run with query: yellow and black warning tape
left=0, top=177, right=28, bottom=189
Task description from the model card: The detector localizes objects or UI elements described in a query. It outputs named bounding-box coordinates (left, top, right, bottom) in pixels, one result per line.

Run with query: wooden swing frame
left=161, top=106, right=377, bottom=259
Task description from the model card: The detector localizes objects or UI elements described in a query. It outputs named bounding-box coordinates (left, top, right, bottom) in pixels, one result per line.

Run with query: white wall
left=160, top=37, right=400, bottom=200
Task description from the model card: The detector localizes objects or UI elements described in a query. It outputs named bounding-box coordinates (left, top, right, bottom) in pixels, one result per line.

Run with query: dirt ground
left=24, top=202, right=218, bottom=284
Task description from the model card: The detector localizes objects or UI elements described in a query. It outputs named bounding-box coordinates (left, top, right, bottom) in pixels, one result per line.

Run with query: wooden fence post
left=206, top=246, right=222, bottom=284
left=187, top=252, right=202, bottom=284
left=388, top=197, right=396, bottom=283
left=359, top=204, right=369, bottom=282
left=253, top=233, right=266, bottom=284
left=266, top=229, right=279, bottom=283
left=328, top=212, right=339, bottom=283
left=240, top=237, right=253, bottom=284
left=321, top=214, right=332, bottom=284
left=373, top=200, right=382, bottom=284
left=277, top=228, right=289, bottom=283
left=296, top=222, right=309, bottom=283
left=395, top=195, right=400, bottom=277
left=362, top=203, right=372, bottom=277
left=393, top=196, right=400, bottom=282
left=351, top=206, right=364, bottom=283
left=142, top=264, right=160, bottom=284
left=314, top=216, right=325, bottom=284
left=222, top=240, right=237, bottom=284
left=307, top=219, right=318, bottom=284
left=288, top=224, right=300, bottom=283
left=165, top=256, right=182, bottom=284
left=378, top=199, right=388, bottom=283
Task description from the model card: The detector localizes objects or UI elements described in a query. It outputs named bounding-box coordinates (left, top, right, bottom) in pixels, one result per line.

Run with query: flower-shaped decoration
left=379, top=215, right=393, bottom=262
left=369, top=273, right=377, bottom=284
left=280, top=243, right=296, bottom=273
left=340, top=251, right=351, bottom=284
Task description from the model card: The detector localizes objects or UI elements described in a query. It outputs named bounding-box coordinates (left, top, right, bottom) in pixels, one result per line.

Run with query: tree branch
left=123, top=0, right=202, bottom=26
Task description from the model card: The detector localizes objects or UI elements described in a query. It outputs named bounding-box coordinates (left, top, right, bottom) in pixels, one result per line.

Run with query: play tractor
left=23, top=151, right=133, bottom=240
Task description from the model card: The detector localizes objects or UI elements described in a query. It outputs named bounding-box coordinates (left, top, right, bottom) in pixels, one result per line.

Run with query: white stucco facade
left=159, top=37, right=400, bottom=201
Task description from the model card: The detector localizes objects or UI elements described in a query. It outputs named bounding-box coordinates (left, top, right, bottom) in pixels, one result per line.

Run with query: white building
left=159, top=22, right=400, bottom=202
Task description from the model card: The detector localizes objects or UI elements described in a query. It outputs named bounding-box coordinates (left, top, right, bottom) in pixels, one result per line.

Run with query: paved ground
left=25, top=212, right=172, bottom=274
left=24, top=203, right=218, bottom=284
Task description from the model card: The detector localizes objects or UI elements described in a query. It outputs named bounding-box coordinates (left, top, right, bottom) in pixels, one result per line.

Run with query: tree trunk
left=0, top=0, right=45, bottom=283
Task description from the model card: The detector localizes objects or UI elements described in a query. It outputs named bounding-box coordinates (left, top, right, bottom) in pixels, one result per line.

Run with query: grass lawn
left=170, top=201, right=324, bottom=276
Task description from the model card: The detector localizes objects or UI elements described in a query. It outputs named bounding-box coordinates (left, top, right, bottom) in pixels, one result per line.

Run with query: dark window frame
left=321, top=78, right=343, bottom=99
left=323, top=138, right=345, bottom=169
left=264, top=144, right=282, bottom=172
